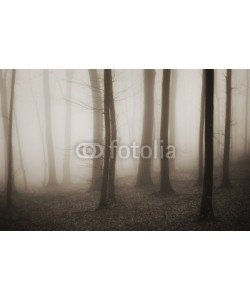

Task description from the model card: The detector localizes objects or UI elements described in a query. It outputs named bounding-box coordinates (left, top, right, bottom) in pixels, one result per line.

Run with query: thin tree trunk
left=43, top=70, right=58, bottom=186
left=221, top=69, right=232, bottom=188
left=14, top=109, right=28, bottom=190
left=88, top=69, right=103, bottom=190
left=197, top=70, right=205, bottom=185
left=6, top=70, right=16, bottom=208
left=108, top=70, right=117, bottom=201
left=29, top=73, right=47, bottom=186
left=62, top=70, right=74, bottom=185
left=159, top=70, right=174, bottom=194
left=200, top=69, right=215, bottom=221
left=169, top=69, right=177, bottom=173
left=98, top=70, right=111, bottom=209
left=0, top=70, right=9, bottom=188
left=245, top=70, right=249, bottom=155
left=136, top=69, right=155, bottom=186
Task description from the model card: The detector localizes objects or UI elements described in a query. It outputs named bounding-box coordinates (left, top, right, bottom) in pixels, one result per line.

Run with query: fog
left=0, top=70, right=249, bottom=191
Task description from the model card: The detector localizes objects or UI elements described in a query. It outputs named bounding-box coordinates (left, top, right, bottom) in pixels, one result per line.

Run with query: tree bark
left=221, top=69, right=232, bottom=188
left=200, top=69, right=215, bottom=220
left=62, top=70, right=74, bottom=185
left=159, top=70, right=174, bottom=194
left=0, top=70, right=9, bottom=188
left=98, top=70, right=112, bottom=209
left=6, top=70, right=16, bottom=208
left=43, top=70, right=58, bottom=186
left=136, top=69, right=155, bottom=186
left=245, top=70, right=249, bottom=155
left=108, top=70, right=117, bottom=201
left=169, top=69, right=177, bottom=173
left=88, top=69, right=103, bottom=191
left=197, top=70, right=205, bottom=185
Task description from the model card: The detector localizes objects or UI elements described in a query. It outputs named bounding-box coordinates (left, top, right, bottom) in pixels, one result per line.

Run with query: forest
left=0, top=69, right=249, bottom=230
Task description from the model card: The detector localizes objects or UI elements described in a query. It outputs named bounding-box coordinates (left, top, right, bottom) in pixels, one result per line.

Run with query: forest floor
left=0, top=162, right=250, bottom=231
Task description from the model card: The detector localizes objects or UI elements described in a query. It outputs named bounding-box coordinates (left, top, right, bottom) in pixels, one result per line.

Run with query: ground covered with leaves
left=0, top=163, right=250, bottom=230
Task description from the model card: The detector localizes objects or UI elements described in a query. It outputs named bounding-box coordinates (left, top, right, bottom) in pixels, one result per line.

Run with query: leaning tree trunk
left=221, top=69, right=232, bottom=188
left=136, top=69, right=155, bottom=186
left=43, top=70, right=58, bottom=186
left=98, top=70, right=111, bottom=209
left=62, top=70, right=74, bottom=185
left=200, top=69, right=215, bottom=221
left=6, top=70, right=16, bottom=208
left=88, top=69, right=103, bottom=191
left=108, top=70, right=117, bottom=201
left=169, top=69, right=177, bottom=173
left=197, top=70, right=205, bottom=185
left=159, top=70, right=174, bottom=194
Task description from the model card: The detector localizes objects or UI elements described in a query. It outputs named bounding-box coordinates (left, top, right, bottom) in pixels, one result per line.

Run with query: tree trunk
left=200, top=69, right=215, bottom=221
left=62, top=70, right=74, bottom=185
left=6, top=70, right=16, bottom=208
left=221, top=69, right=232, bottom=188
left=14, top=109, right=28, bottom=190
left=159, top=70, right=174, bottom=194
left=169, top=69, right=177, bottom=173
left=136, top=69, right=155, bottom=186
left=0, top=70, right=9, bottom=188
left=88, top=69, right=103, bottom=191
left=108, top=70, right=117, bottom=201
left=29, top=73, right=47, bottom=186
left=197, top=70, right=205, bottom=185
left=98, top=70, right=112, bottom=209
left=43, top=70, right=58, bottom=186
left=245, top=70, right=249, bottom=155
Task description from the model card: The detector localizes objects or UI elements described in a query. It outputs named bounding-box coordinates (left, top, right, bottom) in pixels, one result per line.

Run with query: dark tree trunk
left=221, top=69, right=232, bottom=188
left=159, top=70, right=174, bottom=194
left=43, top=70, right=58, bottom=186
left=200, top=69, right=215, bottom=221
left=108, top=70, right=117, bottom=201
left=197, top=70, right=205, bottom=185
left=136, top=69, right=155, bottom=186
left=0, top=70, right=9, bottom=189
left=6, top=70, right=16, bottom=208
left=169, top=69, right=177, bottom=173
left=98, top=70, right=112, bottom=209
left=62, top=70, right=74, bottom=185
left=88, top=69, right=103, bottom=191
left=245, top=70, right=249, bottom=155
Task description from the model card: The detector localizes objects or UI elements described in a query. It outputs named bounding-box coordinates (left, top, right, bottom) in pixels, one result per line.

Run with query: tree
left=43, top=70, right=58, bottom=186
left=6, top=70, right=16, bottom=207
left=221, top=69, right=232, bottom=188
left=88, top=69, right=103, bottom=190
left=14, top=109, right=28, bottom=190
left=0, top=70, right=9, bottom=188
left=98, top=69, right=112, bottom=209
left=169, top=69, right=177, bottom=173
left=62, top=70, right=74, bottom=185
left=159, top=70, right=174, bottom=194
left=108, top=71, right=117, bottom=201
left=245, top=70, right=249, bottom=155
left=200, top=69, right=215, bottom=221
left=197, top=70, right=205, bottom=185
left=136, top=69, right=155, bottom=186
